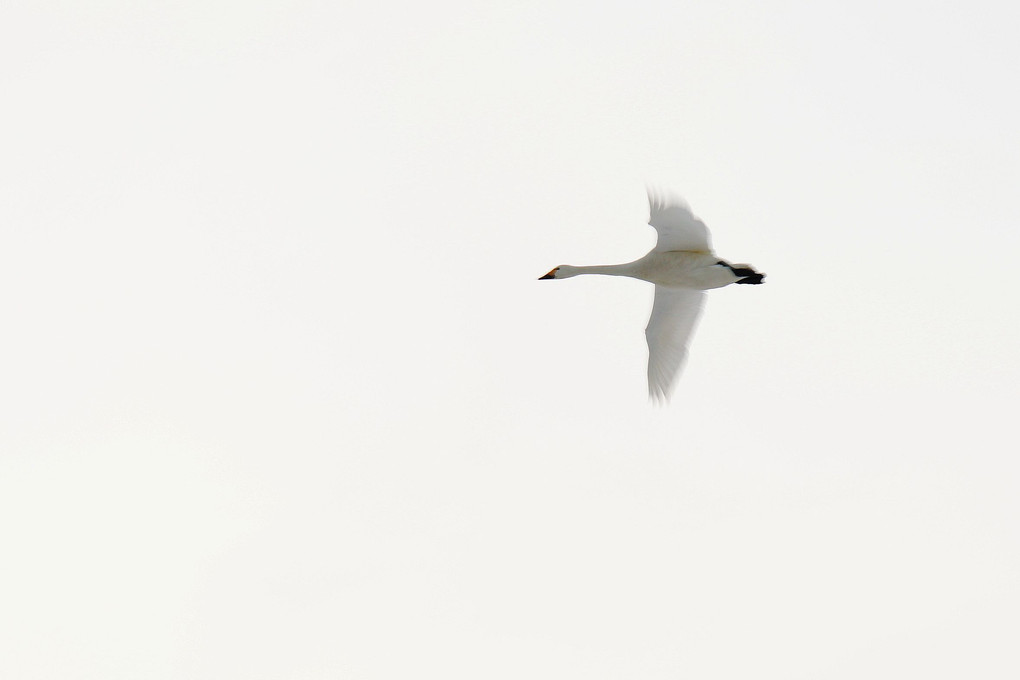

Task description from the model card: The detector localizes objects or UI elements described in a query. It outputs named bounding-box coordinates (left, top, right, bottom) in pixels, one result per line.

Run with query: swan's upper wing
left=647, top=189, right=712, bottom=253
left=645, top=285, right=705, bottom=401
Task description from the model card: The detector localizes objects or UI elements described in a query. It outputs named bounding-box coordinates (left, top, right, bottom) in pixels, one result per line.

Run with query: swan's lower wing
left=645, top=286, right=705, bottom=402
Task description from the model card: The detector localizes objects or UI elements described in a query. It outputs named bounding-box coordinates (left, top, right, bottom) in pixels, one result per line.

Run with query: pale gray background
left=2, top=1, right=1018, bottom=678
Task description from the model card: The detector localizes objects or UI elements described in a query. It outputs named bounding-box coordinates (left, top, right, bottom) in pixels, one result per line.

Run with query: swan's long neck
left=562, top=262, right=638, bottom=278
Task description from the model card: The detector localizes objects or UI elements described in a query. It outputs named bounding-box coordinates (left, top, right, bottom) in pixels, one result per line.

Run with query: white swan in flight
left=539, top=189, right=765, bottom=402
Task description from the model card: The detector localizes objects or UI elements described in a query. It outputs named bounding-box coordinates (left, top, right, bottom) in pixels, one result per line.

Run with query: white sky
left=3, top=1, right=1019, bottom=678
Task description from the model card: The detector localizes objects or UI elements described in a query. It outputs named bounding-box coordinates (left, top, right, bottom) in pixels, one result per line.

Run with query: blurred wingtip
left=645, top=184, right=692, bottom=221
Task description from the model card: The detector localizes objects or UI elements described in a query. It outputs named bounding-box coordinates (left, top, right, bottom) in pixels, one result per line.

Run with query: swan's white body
left=539, top=190, right=764, bottom=402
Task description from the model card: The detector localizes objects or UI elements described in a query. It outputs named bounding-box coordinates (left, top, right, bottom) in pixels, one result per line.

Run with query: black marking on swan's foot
left=731, top=267, right=758, bottom=277
left=736, top=273, right=765, bottom=284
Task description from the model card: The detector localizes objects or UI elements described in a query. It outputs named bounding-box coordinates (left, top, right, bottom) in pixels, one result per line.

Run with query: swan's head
left=538, top=265, right=579, bottom=280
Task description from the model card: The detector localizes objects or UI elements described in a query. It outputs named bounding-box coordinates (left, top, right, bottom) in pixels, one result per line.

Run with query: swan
left=539, top=189, right=765, bottom=401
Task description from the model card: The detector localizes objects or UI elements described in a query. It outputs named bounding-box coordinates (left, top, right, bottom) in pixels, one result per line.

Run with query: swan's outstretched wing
left=645, top=286, right=705, bottom=401
left=647, top=189, right=712, bottom=253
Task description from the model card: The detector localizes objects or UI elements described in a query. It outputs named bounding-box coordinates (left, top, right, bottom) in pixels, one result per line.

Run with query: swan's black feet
left=736, top=273, right=765, bottom=284
left=717, top=261, right=765, bottom=284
